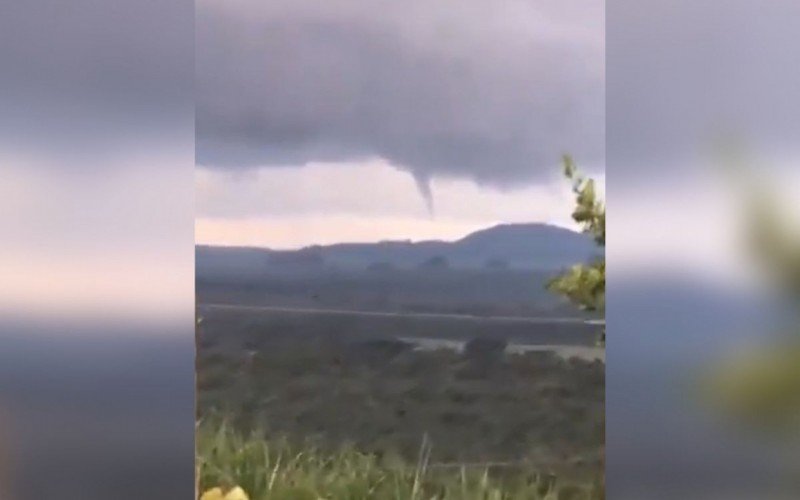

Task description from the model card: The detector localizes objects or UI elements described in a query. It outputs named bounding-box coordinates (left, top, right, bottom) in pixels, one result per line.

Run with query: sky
left=192, top=0, right=800, bottom=293
left=606, top=0, right=800, bottom=289
left=195, top=159, right=606, bottom=248
left=0, top=0, right=194, bottom=318
left=195, top=0, right=606, bottom=248
left=4, top=0, right=798, bottom=317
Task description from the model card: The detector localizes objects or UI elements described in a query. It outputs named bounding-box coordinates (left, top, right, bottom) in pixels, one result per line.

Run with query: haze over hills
left=196, top=223, right=598, bottom=276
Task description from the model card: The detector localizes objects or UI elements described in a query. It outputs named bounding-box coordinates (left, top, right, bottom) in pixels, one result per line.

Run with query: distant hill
left=196, top=223, right=599, bottom=276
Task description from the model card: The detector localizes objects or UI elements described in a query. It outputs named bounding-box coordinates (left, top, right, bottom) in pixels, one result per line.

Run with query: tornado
left=412, top=171, right=435, bottom=217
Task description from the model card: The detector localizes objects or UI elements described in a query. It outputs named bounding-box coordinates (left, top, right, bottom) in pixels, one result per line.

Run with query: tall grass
left=196, top=420, right=603, bottom=500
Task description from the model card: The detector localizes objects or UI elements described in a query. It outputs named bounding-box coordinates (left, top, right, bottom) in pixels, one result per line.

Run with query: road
left=196, top=302, right=600, bottom=325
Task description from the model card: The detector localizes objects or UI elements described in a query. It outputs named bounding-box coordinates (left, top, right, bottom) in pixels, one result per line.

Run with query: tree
left=547, top=155, right=605, bottom=344
left=702, top=155, right=800, bottom=434
left=419, top=255, right=449, bottom=270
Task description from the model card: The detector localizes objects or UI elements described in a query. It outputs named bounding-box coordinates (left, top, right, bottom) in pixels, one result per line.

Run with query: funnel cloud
left=196, top=0, right=605, bottom=188
left=411, top=172, right=434, bottom=216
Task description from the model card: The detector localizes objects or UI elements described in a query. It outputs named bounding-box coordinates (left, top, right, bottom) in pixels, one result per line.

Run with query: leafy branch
left=547, top=155, right=605, bottom=344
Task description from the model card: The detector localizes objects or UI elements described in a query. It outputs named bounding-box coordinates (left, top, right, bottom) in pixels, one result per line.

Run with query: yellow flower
left=199, top=486, right=250, bottom=500
left=224, top=486, right=250, bottom=500
left=199, top=487, right=224, bottom=500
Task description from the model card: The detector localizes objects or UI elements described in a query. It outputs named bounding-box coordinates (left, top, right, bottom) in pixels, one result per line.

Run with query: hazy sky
left=195, top=0, right=605, bottom=248
left=1, top=0, right=194, bottom=317
left=195, top=159, right=606, bottom=248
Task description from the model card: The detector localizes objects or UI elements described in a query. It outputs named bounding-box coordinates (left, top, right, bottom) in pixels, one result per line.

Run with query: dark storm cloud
left=607, top=0, right=800, bottom=177
left=196, top=0, right=605, bottom=187
left=0, top=0, right=193, bottom=167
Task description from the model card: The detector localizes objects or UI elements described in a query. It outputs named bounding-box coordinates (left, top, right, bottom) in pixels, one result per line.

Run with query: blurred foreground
left=0, top=320, right=195, bottom=500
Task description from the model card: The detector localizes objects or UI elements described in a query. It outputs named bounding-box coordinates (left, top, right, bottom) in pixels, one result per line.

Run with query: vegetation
left=703, top=156, right=800, bottom=434
left=195, top=156, right=607, bottom=499
left=197, top=420, right=604, bottom=500
left=547, top=156, right=605, bottom=343
left=198, top=266, right=589, bottom=319
left=195, top=318, right=604, bottom=499
left=196, top=331, right=604, bottom=469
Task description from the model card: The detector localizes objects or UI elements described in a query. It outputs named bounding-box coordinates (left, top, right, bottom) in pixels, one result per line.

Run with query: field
left=196, top=266, right=599, bottom=319
left=196, top=307, right=604, bottom=498
left=197, top=420, right=605, bottom=500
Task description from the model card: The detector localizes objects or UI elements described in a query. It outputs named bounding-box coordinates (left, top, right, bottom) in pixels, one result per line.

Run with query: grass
left=196, top=419, right=604, bottom=500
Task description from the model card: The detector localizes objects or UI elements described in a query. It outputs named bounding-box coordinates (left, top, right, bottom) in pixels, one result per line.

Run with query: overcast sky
left=195, top=0, right=605, bottom=248
left=603, top=0, right=800, bottom=291
left=1, top=0, right=194, bottom=317
left=2, top=0, right=798, bottom=314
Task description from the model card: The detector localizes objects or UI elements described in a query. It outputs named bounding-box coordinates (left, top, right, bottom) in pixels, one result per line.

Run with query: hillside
left=196, top=223, right=598, bottom=275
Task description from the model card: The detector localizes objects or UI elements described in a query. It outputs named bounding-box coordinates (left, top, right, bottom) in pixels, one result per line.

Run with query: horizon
left=195, top=163, right=602, bottom=249
left=195, top=220, right=584, bottom=252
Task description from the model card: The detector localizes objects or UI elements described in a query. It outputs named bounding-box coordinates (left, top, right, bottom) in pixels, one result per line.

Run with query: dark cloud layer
left=608, top=0, right=800, bottom=177
left=196, top=0, right=604, bottom=187
left=0, top=0, right=193, bottom=168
